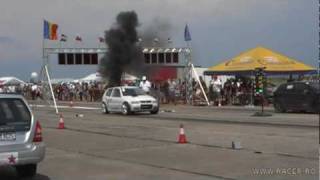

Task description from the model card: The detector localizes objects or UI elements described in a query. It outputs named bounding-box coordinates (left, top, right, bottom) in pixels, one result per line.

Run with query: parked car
left=102, top=86, right=159, bottom=115
left=273, top=81, right=320, bottom=113
left=0, top=94, right=45, bottom=178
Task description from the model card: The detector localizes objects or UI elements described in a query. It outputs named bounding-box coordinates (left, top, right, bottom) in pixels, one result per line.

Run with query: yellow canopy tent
left=204, top=46, right=316, bottom=75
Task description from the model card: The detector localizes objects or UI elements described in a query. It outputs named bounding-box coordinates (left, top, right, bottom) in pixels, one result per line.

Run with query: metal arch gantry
left=40, top=47, right=108, bottom=114
left=40, top=47, right=206, bottom=107
left=41, top=48, right=108, bottom=76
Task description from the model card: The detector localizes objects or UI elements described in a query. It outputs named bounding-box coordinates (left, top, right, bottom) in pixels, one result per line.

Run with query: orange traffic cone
left=69, top=100, right=74, bottom=107
left=178, top=124, right=187, bottom=144
left=58, top=114, right=65, bottom=129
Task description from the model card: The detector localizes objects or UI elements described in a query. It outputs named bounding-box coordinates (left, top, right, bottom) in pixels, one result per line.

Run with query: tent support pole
left=191, top=64, right=210, bottom=106
left=44, top=65, right=59, bottom=114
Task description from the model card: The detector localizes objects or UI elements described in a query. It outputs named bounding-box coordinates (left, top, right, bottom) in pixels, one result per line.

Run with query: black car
left=273, top=81, right=320, bottom=113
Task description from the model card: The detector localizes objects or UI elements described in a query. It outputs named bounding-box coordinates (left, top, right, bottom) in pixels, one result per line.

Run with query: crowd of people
left=3, top=74, right=315, bottom=106
left=136, top=75, right=255, bottom=106
left=53, top=82, right=104, bottom=102
left=0, top=75, right=257, bottom=106
left=191, top=76, right=255, bottom=106
left=0, top=81, right=105, bottom=102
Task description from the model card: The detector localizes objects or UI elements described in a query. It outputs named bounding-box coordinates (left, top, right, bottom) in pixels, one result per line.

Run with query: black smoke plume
left=99, top=11, right=144, bottom=87
left=139, top=17, right=172, bottom=47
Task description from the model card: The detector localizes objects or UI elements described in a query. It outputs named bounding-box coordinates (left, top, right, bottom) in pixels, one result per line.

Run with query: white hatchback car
left=102, top=86, right=159, bottom=115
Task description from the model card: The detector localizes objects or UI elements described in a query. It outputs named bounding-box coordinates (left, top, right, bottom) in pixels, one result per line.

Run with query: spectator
left=31, top=84, right=38, bottom=100
left=210, top=76, right=222, bottom=106
left=168, top=79, right=177, bottom=105
left=139, top=76, right=151, bottom=94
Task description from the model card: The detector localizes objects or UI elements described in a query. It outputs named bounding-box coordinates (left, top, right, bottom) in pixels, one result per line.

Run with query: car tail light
left=33, top=121, right=42, bottom=142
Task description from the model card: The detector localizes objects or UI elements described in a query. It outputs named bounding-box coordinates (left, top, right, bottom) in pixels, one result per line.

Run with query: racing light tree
left=253, top=67, right=271, bottom=116
left=254, top=68, right=266, bottom=97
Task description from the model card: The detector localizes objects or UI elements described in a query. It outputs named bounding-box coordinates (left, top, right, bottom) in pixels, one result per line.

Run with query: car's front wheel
left=15, top=164, right=37, bottom=178
left=274, top=101, right=286, bottom=113
left=102, top=103, right=109, bottom=114
left=150, top=107, right=159, bottom=114
left=122, top=102, right=131, bottom=115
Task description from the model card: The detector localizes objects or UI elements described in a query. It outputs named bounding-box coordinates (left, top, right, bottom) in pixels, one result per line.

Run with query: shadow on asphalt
left=0, top=166, right=50, bottom=180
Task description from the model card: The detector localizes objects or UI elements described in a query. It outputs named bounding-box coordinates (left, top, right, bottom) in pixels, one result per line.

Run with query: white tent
left=0, top=77, right=25, bottom=86
left=123, top=73, right=138, bottom=81
left=80, top=73, right=102, bottom=82
left=79, top=72, right=137, bottom=83
left=51, top=78, right=76, bottom=84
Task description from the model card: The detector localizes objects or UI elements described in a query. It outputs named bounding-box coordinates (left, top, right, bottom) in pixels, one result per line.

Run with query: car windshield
left=122, top=88, right=146, bottom=96
left=0, top=98, right=31, bottom=132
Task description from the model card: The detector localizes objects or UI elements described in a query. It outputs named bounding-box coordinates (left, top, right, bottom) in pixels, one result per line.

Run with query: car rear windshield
left=122, top=88, right=146, bottom=96
left=0, top=98, right=31, bottom=132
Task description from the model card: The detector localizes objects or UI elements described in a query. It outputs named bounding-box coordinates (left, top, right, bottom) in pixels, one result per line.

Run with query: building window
left=173, top=52, right=179, bottom=63
left=151, top=53, right=157, bottom=64
left=158, top=53, right=164, bottom=64
left=165, top=53, right=172, bottom=63
left=91, top=54, right=98, bottom=64
left=67, top=53, right=74, bottom=65
left=58, top=53, right=66, bottom=64
left=75, top=53, right=82, bottom=64
left=144, top=53, right=150, bottom=64
left=84, top=54, right=90, bottom=64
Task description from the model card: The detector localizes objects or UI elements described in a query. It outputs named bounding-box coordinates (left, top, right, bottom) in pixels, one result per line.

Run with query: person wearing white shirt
left=210, top=76, right=223, bottom=106
left=31, top=84, right=38, bottom=100
left=139, top=76, right=151, bottom=93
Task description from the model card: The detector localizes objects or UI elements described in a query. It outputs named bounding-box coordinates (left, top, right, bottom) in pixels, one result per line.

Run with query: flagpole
left=42, top=19, right=45, bottom=60
left=74, top=36, right=76, bottom=49
left=41, top=19, right=46, bottom=83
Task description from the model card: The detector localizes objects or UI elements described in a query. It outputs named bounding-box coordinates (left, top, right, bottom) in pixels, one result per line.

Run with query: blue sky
left=0, top=0, right=317, bottom=80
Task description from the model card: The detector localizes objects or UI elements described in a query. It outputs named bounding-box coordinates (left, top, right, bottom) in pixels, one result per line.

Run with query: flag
left=60, top=34, right=67, bottom=42
left=75, top=36, right=82, bottom=41
left=99, top=37, right=105, bottom=43
left=184, top=24, right=191, bottom=41
left=43, top=20, right=58, bottom=40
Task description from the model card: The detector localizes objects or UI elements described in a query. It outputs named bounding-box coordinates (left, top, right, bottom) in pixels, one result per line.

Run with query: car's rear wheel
left=102, top=103, right=109, bottom=114
left=122, top=102, right=131, bottom=115
left=274, top=101, right=286, bottom=113
left=16, top=164, right=37, bottom=178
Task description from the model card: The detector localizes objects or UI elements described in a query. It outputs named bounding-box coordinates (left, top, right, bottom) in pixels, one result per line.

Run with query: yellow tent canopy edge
left=205, top=46, right=316, bottom=75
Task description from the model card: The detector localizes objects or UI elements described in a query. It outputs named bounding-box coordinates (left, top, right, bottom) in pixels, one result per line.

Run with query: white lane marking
left=30, top=104, right=100, bottom=110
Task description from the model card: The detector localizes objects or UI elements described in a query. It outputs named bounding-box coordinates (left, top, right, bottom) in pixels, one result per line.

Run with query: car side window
left=282, top=84, right=295, bottom=94
left=111, top=89, right=121, bottom=98
left=285, top=84, right=294, bottom=90
left=294, top=83, right=308, bottom=94
left=106, top=89, right=112, bottom=97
